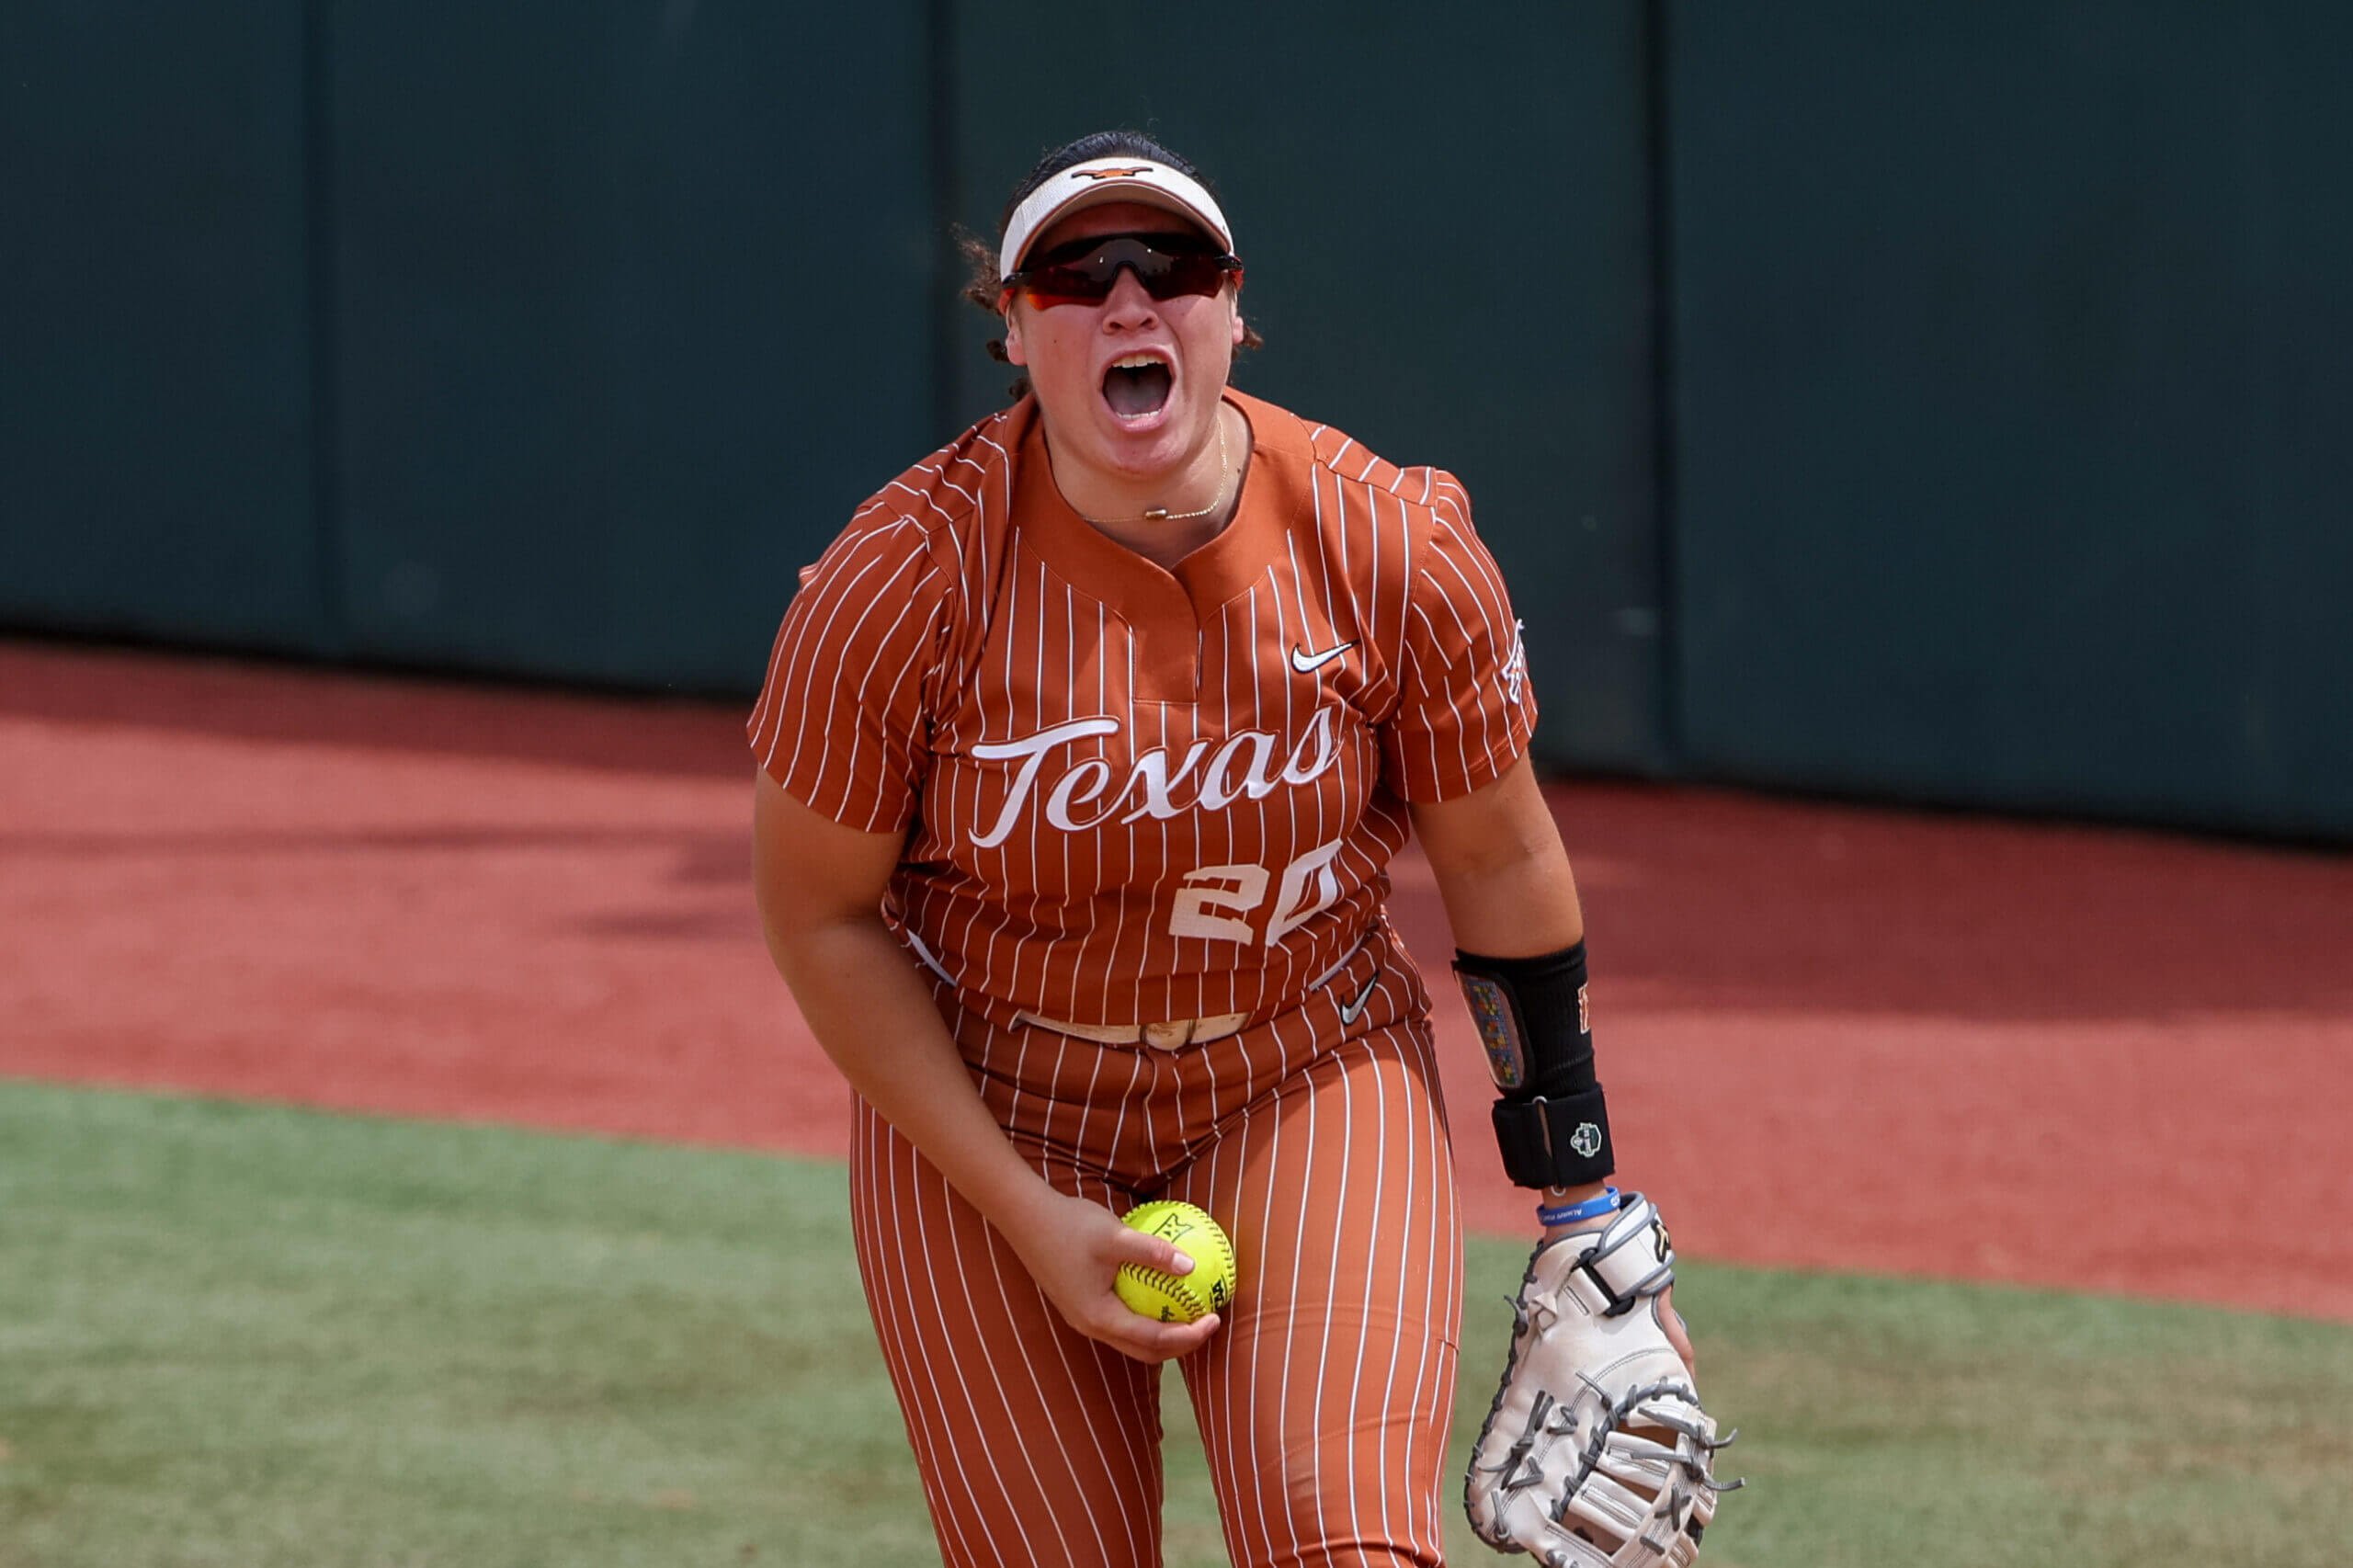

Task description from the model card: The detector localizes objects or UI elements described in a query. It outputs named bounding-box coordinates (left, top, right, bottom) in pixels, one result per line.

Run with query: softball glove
left=1464, top=1193, right=1738, bottom=1566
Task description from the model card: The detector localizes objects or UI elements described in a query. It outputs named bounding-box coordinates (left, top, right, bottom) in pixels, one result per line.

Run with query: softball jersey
left=748, top=389, right=1536, bottom=1031
left=749, top=390, right=1537, bottom=1568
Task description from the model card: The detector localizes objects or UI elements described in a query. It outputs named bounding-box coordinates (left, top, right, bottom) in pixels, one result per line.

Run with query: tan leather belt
left=1007, top=932, right=1377, bottom=1053
left=1011, top=1010, right=1251, bottom=1051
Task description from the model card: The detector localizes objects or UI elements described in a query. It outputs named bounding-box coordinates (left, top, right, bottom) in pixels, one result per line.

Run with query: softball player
left=751, top=131, right=1723, bottom=1568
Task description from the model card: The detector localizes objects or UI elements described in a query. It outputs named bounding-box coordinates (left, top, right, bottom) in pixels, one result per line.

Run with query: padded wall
left=327, top=2, right=935, bottom=689
left=1667, top=3, right=2353, bottom=836
left=0, top=5, right=327, bottom=652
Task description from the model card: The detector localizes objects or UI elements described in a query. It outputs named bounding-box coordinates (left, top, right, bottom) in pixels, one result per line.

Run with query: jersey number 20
left=1168, top=841, right=1344, bottom=947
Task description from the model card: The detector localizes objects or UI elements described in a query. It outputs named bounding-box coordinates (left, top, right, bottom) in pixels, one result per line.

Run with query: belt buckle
left=1141, top=1019, right=1194, bottom=1051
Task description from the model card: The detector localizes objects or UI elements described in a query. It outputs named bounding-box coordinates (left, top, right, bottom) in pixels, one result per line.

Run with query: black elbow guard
left=1454, top=941, right=1616, bottom=1190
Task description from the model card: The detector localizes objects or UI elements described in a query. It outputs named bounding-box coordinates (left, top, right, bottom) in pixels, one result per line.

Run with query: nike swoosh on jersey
left=1290, top=641, right=1356, bottom=675
left=1337, top=967, right=1381, bottom=1027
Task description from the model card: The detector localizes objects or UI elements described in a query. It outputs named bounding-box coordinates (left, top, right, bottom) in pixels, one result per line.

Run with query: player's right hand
left=1001, top=1187, right=1222, bottom=1364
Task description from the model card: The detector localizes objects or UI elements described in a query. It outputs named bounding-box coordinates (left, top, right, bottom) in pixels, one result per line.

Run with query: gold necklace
left=1087, top=415, right=1233, bottom=526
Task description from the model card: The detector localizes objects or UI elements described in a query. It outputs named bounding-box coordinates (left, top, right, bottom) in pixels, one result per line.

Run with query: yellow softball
left=1114, top=1200, right=1238, bottom=1324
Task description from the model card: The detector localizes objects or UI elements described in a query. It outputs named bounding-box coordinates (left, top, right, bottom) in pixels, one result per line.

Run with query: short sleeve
left=745, top=513, right=948, bottom=834
left=1381, top=472, right=1539, bottom=801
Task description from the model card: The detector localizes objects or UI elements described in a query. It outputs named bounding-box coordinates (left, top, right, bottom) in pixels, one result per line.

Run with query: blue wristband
left=1536, top=1186, right=1621, bottom=1227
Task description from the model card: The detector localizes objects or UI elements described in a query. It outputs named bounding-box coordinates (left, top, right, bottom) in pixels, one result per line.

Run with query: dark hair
left=958, top=130, right=1264, bottom=398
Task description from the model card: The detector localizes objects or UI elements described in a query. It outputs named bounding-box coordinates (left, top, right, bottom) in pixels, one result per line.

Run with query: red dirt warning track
left=3, top=641, right=2348, bottom=1319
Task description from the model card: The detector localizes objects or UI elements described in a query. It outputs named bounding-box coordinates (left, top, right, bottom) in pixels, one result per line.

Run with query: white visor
left=998, top=156, right=1235, bottom=280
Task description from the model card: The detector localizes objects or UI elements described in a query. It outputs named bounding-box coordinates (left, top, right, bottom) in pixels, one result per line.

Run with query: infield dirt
left=5, top=638, right=2348, bottom=1318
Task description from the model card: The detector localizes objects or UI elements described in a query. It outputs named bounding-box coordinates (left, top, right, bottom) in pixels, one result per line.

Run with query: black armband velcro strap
left=1455, top=942, right=1615, bottom=1189
left=1491, top=1087, right=1616, bottom=1190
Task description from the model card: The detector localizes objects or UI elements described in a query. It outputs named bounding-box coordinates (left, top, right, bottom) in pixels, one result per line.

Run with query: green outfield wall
left=326, top=2, right=935, bottom=689
left=0, top=5, right=328, bottom=654
left=1665, top=4, right=2353, bottom=838
left=4, top=4, right=2347, bottom=838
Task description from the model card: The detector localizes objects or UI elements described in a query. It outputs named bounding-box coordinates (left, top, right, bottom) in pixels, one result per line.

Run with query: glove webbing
left=1554, top=1382, right=1743, bottom=1567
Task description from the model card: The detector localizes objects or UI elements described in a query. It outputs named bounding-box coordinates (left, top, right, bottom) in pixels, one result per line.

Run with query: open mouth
left=1101, top=353, right=1174, bottom=420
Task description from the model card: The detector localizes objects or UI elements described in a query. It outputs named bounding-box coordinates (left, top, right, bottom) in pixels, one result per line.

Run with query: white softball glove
left=1464, top=1193, right=1739, bottom=1566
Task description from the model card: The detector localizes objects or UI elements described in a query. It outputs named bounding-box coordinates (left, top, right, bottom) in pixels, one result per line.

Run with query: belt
left=1011, top=1010, right=1250, bottom=1051
left=1008, top=932, right=1378, bottom=1053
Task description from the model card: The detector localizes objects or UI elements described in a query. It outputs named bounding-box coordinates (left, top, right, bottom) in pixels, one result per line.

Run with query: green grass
left=2, top=1081, right=2347, bottom=1567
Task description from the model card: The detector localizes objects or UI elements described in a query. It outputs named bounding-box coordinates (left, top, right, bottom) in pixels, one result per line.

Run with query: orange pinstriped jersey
left=747, top=390, right=1536, bottom=1026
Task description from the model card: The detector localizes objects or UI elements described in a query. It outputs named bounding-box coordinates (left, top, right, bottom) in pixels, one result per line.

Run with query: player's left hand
left=1463, top=1193, right=1739, bottom=1565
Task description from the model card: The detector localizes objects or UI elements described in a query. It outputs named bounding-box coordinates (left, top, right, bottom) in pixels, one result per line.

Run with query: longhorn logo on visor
left=1071, top=165, right=1157, bottom=181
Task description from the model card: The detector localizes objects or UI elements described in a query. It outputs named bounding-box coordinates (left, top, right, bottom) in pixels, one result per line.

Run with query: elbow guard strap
left=1455, top=942, right=1617, bottom=1190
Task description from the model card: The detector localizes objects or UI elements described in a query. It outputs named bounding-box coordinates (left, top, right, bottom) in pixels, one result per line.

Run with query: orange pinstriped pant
left=850, top=926, right=1465, bottom=1568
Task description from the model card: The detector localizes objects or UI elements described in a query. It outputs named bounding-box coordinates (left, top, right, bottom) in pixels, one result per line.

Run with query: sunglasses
left=1002, top=233, right=1243, bottom=310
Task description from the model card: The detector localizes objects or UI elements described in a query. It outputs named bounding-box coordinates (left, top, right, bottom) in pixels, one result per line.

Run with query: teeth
left=1109, top=353, right=1165, bottom=369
